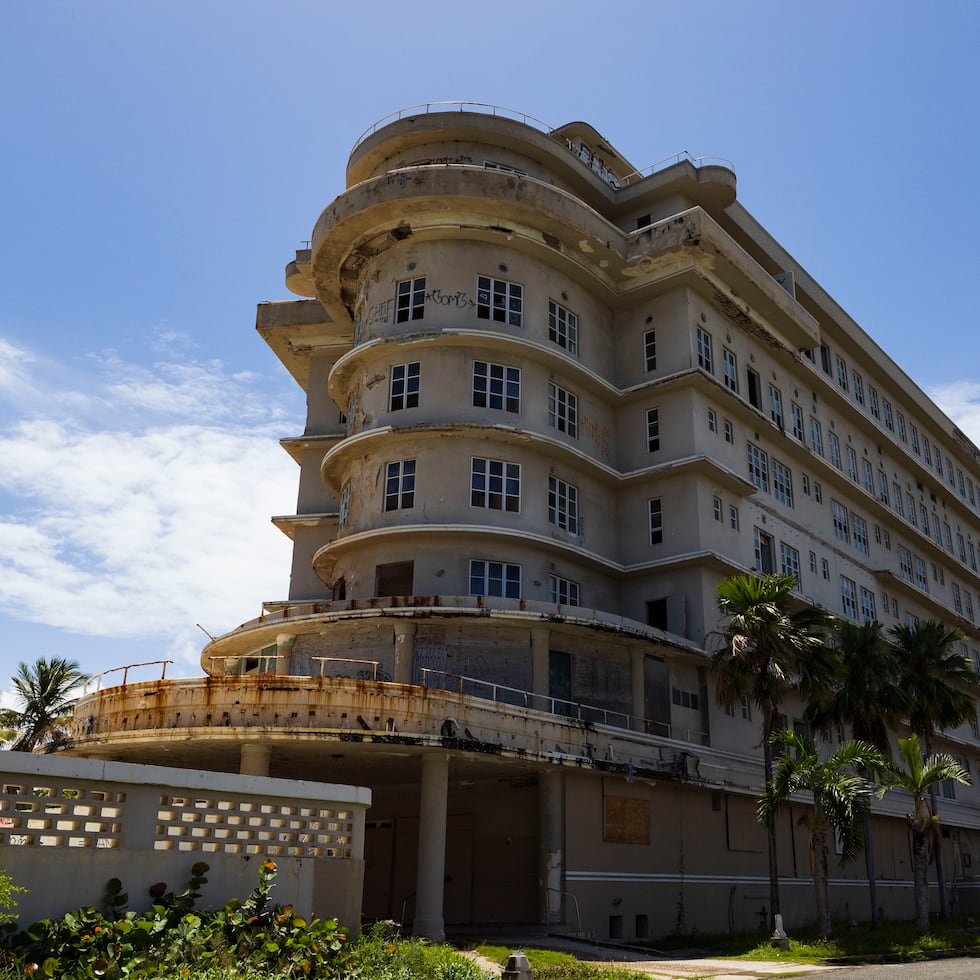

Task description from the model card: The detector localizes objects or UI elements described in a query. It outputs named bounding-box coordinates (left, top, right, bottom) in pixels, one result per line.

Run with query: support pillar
left=393, top=621, right=416, bottom=685
left=414, top=753, right=449, bottom=941
left=275, top=633, right=297, bottom=675
left=531, top=626, right=550, bottom=708
left=538, top=770, right=565, bottom=927
left=239, top=743, right=271, bottom=777
left=630, top=647, right=645, bottom=732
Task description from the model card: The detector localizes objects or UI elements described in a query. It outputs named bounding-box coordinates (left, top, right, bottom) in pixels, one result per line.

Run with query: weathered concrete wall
left=0, top=753, right=368, bottom=931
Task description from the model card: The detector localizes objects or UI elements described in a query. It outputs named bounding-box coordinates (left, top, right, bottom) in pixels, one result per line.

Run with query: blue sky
left=2, top=1, right=979, bottom=691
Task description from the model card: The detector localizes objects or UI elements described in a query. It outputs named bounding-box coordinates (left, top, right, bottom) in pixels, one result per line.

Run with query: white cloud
left=929, top=381, right=980, bottom=448
left=0, top=337, right=302, bottom=661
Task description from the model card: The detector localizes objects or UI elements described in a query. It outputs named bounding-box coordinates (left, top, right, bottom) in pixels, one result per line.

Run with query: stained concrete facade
left=68, top=104, right=980, bottom=941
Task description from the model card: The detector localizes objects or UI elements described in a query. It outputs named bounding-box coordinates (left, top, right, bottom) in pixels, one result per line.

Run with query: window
left=836, top=356, right=848, bottom=391
left=846, top=445, right=858, bottom=481
left=723, top=348, right=738, bottom=392
left=953, top=583, right=963, bottom=614
left=484, top=160, right=527, bottom=175
left=878, top=471, right=889, bottom=506
left=969, top=478, right=976, bottom=506
left=934, top=446, right=944, bottom=476
left=970, top=541, right=977, bottom=572
left=729, top=505, right=739, bottom=530
left=548, top=300, right=578, bottom=354
left=646, top=408, right=660, bottom=452
left=754, top=528, right=775, bottom=574
left=548, top=382, right=578, bottom=437
left=821, top=558, right=830, bottom=580
left=911, top=424, right=920, bottom=454
left=672, top=688, right=701, bottom=710
left=863, top=459, right=874, bottom=495
left=390, top=362, right=421, bottom=410
left=747, top=369, right=762, bottom=410
left=907, top=494, right=917, bottom=528
left=476, top=275, right=523, bottom=325
left=697, top=327, right=713, bottom=372
left=914, top=556, right=928, bottom=592
left=853, top=515, right=869, bottom=555
left=814, top=482, right=822, bottom=504
left=944, top=522, right=954, bottom=553
left=791, top=402, right=805, bottom=441
left=707, top=408, right=717, bottom=433
left=932, top=512, right=942, bottom=543
left=841, top=576, right=858, bottom=619
left=469, top=560, right=521, bottom=598
left=958, top=468, right=966, bottom=498
left=897, top=413, right=907, bottom=442
left=853, top=371, right=865, bottom=405
left=769, top=385, right=784, bottom=428
left=548, top=476, right=579, bottom=532
left=549, top=573, right=580, bottom=606
left=883, top=399, right=894, bottom=432
left=802, top=473, right=810, bottom=495
left=860, top=587, right=877, bottom=622
left=780, top=542, right=801, bottom=590
left=384, top=460, right=416, bottom=511
left=772, top=458, right=794, bottom=507
left=899, top=546, right=913, bottom=583
left=339, top=483, right=351, bottom=527
left=947, top=457, right=955, bottom=486
left=809, top=550, right=817, bottom=573
left=829, top=432, right=841, bottom=469
left=649, top=498, right=663, bottom=544
left=922, top=434, right=931, bottom=465
left=473, top=361, right=520, bottom=412
left=747, top=443, right=769, bottom=492
left=724, top=419, right=734, bottom=444
left=920, top=503, right=930, bottom=538
left=958, top=533, right=967, bottom=564
left=832, top=500, right=850, bottom=543
left=712, top=495, right=722, bottom=522
left=810, top=418, right=823, bottom=456
left=470, top=457, right=520, bottom=512
left=893, top=484, right=904, bottom=518
left=820, top=344, right=832, bottom=375
left=643, top=329, right=656, bottom=371
left=966, top=590, right=975, bottom=623
left=869, top=387, right=880, bottom=419
left=395, top=277, right=426, bottom=322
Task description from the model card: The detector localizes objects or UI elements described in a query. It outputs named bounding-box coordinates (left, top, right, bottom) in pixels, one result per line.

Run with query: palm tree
left=711, top=573, right=838, bottom=927
left=810, top=620, right=906, bottom=927
left=890, top=620, right=979, bottom=920
left=759, top=730, right=885, bottom=938
left=884, top=735, right=971, bottom=933
left=0, top=658, right=89, bottom=752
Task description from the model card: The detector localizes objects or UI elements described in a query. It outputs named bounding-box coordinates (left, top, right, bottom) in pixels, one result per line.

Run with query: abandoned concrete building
left=67, top=103, right=980, bottom=940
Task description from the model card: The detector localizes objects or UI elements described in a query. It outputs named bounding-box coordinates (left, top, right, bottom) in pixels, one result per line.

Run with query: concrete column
left=239, top=743, right=271, bottom=777
left=631, top=647, right=646, bottom=732
left=414, top=753, right=449, bottom=941
left=531, top=626, right=550, bottom=707
left=538, top=770, right=564, bottom=927
left=392, top=621, right=416, bottom=684
left=275, top=633, right=297, bottom=675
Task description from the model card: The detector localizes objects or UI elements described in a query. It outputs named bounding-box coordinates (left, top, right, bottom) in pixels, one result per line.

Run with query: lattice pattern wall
left=0, top=780, right=125, bottom=848
left=155, top=794, right=355, bottom=857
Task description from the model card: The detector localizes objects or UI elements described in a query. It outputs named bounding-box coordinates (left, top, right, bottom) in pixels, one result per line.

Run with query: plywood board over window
left=603, top=795, right=650, bottom=845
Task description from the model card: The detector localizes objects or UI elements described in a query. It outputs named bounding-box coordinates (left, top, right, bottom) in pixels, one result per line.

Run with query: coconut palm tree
left=809, top=620, right=906, bottom=927
left=0, top=658, right=89, bottom=752
left=759, top=729, right=885, bottom=939
left=711, top=573, right=839, bottom=926
left=884, top=735, right=971, bottom=933
left=890, top=620, right=979, bottom=920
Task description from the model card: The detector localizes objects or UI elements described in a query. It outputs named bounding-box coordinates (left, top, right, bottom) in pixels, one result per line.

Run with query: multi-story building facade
left=68, top=104, right=980, bottom=942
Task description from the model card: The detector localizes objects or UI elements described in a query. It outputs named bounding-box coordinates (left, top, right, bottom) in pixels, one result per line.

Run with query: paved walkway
left=461, top=938, right=841, bottom=979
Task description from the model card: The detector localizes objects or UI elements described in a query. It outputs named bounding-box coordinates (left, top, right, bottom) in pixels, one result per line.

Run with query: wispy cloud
left=0, top=336, right=302, bottom=670
left=929, top=382, right=980, bottom=449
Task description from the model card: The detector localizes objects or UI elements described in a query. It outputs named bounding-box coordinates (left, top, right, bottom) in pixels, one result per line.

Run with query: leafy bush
left=0, top=860, right=350, bottom=979
left=0, top=871, right=25, bottom=926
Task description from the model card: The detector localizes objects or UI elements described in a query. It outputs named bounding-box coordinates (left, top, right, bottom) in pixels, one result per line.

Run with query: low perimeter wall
left=0, top=753, right=370, bottom=931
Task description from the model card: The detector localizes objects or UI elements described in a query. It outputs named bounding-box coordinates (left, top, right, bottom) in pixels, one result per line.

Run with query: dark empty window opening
left=375, top=561, right=414, bottom=598
left=646, top=598, right=668, bottom=630
left=746, top=369, right=762, bottom=410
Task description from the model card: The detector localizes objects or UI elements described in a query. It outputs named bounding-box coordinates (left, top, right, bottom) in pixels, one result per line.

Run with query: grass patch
left=473, top=943, right=655, bottom=979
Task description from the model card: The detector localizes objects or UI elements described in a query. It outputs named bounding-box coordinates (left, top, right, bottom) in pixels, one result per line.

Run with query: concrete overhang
left=256, top=300, right=351, bottom=388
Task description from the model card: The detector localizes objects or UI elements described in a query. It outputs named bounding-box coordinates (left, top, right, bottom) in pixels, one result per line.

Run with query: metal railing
left=545, top=887, right=583, bottom=933
left=619, top=149, right=735, bottom=186
left=311, top=657, right=383, bottom=680
left=352, top=102, right=558, bottom=152
left=81, top=660, right=173, bottom=694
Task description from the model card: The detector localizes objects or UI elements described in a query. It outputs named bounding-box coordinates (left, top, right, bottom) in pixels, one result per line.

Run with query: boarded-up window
left=604, top=796, right=650, bottom=845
